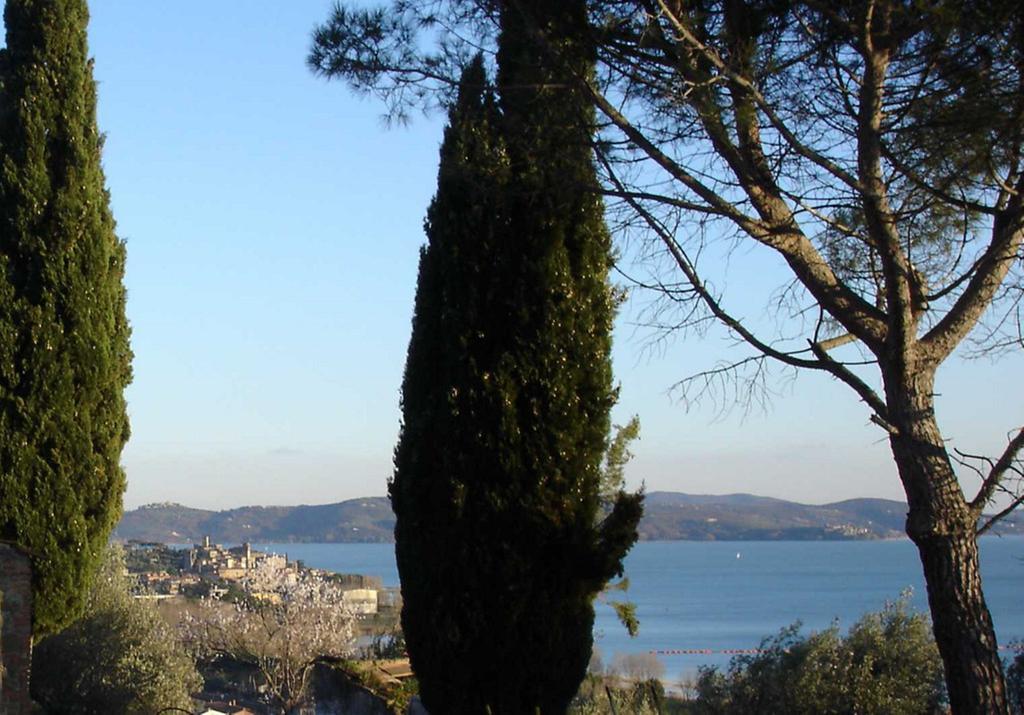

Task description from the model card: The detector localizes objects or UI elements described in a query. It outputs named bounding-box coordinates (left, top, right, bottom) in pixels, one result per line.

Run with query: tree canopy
left=0, top=0, right=132, bottom=636
left=31, top=545, right=201, bottom=714
left=693, top=596, right=945, bottom=715
left=381, top=3, right=642, bottom=708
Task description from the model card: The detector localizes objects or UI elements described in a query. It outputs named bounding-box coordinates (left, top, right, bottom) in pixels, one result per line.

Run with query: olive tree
left=31, top=545, right=201, bottom=714
left=693, top=597, right=945, bottom=715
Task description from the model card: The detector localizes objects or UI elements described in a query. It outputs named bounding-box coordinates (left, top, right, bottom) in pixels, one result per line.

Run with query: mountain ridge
left=114, top=492, right=1024, bottom=544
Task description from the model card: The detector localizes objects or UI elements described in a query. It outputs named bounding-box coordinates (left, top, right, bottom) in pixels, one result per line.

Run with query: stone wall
left=308, top=663, right=394, bottom=715
left=0, top=543, right=33, bottom=715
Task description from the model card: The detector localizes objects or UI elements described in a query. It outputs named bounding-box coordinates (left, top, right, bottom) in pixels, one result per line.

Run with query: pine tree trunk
left=914, top=527, right=1007, bottom=713
left=885, top=365, right=1009, bottom=714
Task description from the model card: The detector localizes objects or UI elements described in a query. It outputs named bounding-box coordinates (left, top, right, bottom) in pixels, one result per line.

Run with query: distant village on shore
left=125, top=537, right=400, bottom=617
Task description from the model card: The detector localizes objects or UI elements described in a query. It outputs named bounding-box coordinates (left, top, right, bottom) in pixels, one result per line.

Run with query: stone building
left=186, top=538, right=277, bottom=581
left=0, top=543, right=33, bottom=715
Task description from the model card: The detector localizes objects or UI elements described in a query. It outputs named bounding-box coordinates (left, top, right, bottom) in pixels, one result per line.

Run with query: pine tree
left=391, top=10, right=642, bottom=709
left=0, top=0, right=131, bottom=636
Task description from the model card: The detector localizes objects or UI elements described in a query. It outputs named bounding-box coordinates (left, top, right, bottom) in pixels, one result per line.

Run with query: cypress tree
left=391, top=4, right=642, bottom=708
left=0, top=0, right=131, bottom=636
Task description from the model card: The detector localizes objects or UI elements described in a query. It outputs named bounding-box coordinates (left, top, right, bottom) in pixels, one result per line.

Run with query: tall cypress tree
left=391, top=5, right=642, bottom=709
left=0, top=0, right=131, bottom=636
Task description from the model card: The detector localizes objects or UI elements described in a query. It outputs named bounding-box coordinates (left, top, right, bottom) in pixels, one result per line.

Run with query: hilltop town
left=125, top=538, right=399, bottom=618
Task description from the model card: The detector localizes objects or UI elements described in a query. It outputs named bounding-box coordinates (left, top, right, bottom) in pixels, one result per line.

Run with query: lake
left=255, top=537, right=1024, bottom=681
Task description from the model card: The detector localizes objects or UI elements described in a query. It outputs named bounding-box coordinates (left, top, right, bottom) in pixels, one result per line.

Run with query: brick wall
left=0, top=543, right=33, bottom=715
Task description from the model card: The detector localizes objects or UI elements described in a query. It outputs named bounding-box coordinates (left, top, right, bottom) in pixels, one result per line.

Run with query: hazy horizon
left=126, top=488, right=917, bottom=513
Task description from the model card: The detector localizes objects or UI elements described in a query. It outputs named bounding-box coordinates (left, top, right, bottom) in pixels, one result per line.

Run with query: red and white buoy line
left=650, top=649, right=769, bottom=656
left=651, top=644, right=1024, bottom=656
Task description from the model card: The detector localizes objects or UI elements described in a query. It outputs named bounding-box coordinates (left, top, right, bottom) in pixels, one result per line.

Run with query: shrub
left=1008, top=648, right=1024, bottom=714
left=692, top=596, right=946, bottom=715
left=31, top=545, right=201, bottom=713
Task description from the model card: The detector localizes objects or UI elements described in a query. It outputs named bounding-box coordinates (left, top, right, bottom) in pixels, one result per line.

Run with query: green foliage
left=0, top=0, right=131, bottom=636
left=386, top=676, right=419, bottom=714
left=600, top=420, right=641, bottom=636
left=390, top=6, right=642, bottom=710
left=31, top=545, right=201, bottom=713
left=601, top=416, right=640, bottom=498
left=692, top=596, right=946, bottom=715
left=597, top=575, right=640, bottom=638
left=572, top=674, right=666, bottom=715
left=123, top=542, right=183, bottom=575
left=1008, top=648, right=1024, bottom=715
left=342, top=660, right=420, bottom=714
left=610, top=600, right=639, bottom=638
left=219, top=580, right=250, bottom=604
left=573, top=651, right=670, bottom=715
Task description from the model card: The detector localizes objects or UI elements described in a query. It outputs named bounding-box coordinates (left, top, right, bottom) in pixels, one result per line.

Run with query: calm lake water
left=256, top=537, right=1024, bottom=680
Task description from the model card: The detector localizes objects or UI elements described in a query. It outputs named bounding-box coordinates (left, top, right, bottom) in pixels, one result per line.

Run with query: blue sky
left=58, top=2, right=1022, bottom=510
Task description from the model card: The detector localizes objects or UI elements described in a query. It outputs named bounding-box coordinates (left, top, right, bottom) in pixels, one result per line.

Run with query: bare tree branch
left=970, top=426, right=1024, bottom=518
left=652, top=0, right=863, bottom=191
left=922, top=189, right=1024, bottom=361
left=584, top=73, right=890, bottom=351
left=601, top=148, right=891, bottom=423
left=978, top=494, right=1024, bottom=536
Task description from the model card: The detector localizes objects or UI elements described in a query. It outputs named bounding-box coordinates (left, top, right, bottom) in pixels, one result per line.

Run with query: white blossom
left=182, top=559, right=356, bottom=713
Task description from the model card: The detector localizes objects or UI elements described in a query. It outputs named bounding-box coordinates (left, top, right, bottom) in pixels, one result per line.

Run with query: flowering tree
left=183, top=560, right=356, bottom=713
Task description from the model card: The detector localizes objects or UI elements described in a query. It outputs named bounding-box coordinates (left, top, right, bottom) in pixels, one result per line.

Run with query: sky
left=40, top=2, right=1022, bottom=511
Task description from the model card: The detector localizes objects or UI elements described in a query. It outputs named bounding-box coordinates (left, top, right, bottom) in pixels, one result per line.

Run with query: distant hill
left=114, top=498, right=395, bottom=544
left=115, top=492, right=1023, bottom=544
left=638, top=492, right=907, bottom=540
